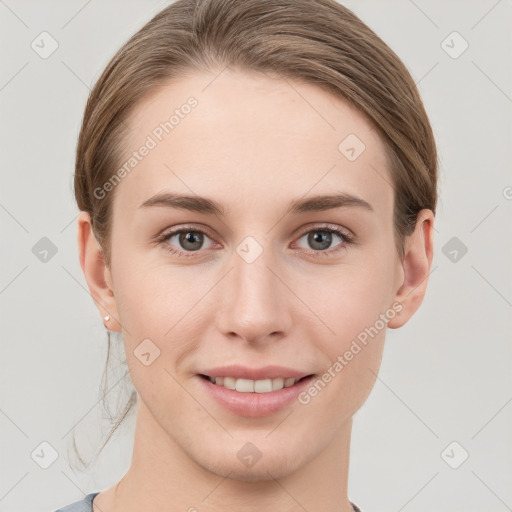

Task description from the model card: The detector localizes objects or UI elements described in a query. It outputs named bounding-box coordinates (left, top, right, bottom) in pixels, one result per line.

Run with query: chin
left=199, top=448, right=304, bottom=482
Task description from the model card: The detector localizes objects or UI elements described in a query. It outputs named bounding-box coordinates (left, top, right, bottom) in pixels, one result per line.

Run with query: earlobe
left=387, top=209, right=435, bottom=329
left=77, top=211, right=121, bottom=332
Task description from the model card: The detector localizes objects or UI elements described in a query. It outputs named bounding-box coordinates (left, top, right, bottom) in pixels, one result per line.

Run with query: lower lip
left=196, top=375, right=315, bottom=417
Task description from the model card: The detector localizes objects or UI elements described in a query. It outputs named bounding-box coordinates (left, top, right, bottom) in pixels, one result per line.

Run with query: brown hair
left=73, top=0, right=438, bottom=465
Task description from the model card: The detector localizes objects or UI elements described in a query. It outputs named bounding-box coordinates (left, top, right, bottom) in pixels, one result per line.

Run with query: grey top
left=54, top=492, right=362, bottom=511
left=54, top=492, right=99, bottom=512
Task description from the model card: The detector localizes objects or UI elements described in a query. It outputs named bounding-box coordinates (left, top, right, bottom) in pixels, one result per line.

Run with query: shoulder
left=54, top=492, right=99, bottom=512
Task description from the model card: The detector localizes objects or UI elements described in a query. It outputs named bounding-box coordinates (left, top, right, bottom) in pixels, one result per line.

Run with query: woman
left=56, top=0, right=437, bottom=510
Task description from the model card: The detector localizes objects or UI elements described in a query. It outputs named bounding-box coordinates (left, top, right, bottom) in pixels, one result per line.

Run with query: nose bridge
left=216, top=236, right=290, bottom=342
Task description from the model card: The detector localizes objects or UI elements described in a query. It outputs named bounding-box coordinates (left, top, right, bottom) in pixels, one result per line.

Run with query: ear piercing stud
left=104, top=315, right=110, bottom=322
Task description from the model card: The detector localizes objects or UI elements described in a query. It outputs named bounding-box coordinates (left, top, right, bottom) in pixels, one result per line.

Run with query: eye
left=155, top=223, right=354, bottom=259
left=157, top=225, right=216, bottom=257
left=294, top=225, right=354, bottom=257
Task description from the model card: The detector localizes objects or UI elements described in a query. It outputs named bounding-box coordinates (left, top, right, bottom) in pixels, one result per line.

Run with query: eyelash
left=156, top=224, right=355, bottom=259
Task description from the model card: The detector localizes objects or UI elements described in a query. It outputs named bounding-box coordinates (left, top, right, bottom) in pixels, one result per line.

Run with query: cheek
left=318, top=261, right=395, bottom=338
left=112, top=267, right=194, bottom=408
left=305, top=250, right=395, bottom=389
left=112, top=262, right=207, bottom=375
left=114, top=256, right=195, bottom=325
left=298, top=265, right=391, bottom=418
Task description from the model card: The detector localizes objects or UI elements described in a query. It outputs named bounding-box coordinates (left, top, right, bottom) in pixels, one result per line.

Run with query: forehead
left=113, top=68, right=394, bottom=221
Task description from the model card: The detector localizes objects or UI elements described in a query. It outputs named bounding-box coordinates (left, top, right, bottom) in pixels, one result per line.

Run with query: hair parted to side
left=72, top=0, right=438, bottom=466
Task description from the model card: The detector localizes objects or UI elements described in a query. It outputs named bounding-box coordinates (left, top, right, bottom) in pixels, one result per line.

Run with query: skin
left=78, top=68, right=434, bottom=512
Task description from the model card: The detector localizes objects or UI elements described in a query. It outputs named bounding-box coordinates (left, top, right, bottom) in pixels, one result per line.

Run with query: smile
left=199, top=374, right=312, bottom=393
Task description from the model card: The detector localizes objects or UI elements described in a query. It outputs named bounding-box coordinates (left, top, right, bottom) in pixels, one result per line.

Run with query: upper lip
left=198, top=365, right=314, bottom=381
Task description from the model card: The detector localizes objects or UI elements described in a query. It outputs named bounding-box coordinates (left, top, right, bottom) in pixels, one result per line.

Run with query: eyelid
left=155, top=223, right=215, bottom=242
left=154, top=224, right=217, bottom=252
left=294, top=223, right=354, bottom=243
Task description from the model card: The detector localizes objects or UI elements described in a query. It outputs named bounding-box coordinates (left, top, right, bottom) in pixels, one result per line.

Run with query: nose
left=214, top=242, right=292, bottom=345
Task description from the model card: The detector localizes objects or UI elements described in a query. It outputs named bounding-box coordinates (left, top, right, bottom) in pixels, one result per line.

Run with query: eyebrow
left=138, top=191, right=373, bottom=216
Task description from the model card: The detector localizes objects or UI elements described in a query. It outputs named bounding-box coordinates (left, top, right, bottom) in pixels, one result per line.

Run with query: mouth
left=196, top=372, right=316, bottom=417
left=195, top=364, right=317, bottom=416
left=198, top=373, right=315, bottom=393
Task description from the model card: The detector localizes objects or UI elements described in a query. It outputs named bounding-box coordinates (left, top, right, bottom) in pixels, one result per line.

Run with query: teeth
left=207, top=376, right=301, bottom=393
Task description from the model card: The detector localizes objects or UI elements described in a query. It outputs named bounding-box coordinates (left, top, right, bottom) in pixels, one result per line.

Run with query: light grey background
left=1, top=1, right=511, bottom=511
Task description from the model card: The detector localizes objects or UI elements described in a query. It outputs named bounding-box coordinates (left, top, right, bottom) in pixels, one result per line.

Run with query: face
left=80, top=68, right=432, bottom=482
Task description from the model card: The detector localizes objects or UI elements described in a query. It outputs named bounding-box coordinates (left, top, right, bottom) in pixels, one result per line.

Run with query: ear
left=387, top=209, right=435, bottom=329
left=77, top=211, right=121, bottom=332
